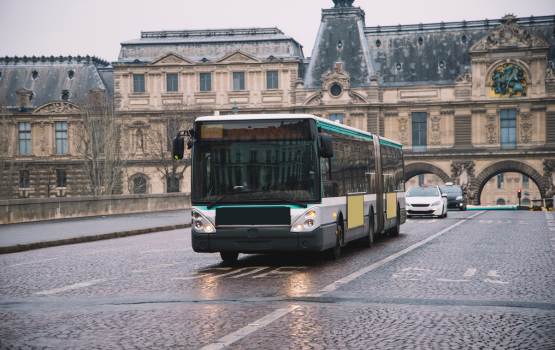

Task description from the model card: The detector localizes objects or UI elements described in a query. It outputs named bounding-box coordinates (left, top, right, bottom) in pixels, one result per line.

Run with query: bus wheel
left=220, top=252, right=239, bottom=262
left=363, top=217, right=374, bottom=248
left=326, top=222, right=342, bottom=260
left=389, top=206, right=400, bottom=237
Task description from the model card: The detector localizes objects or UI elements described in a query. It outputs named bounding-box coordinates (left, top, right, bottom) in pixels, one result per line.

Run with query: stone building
left=2, top=0, right=555, bottom=202
left=0, top=55, right=113, bottom=198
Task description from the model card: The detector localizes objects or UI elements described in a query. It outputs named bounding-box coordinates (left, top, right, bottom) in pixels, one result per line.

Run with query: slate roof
left=117, top=27, right=304, bottom=63
left=365, top=15, right=555, bottom=86
left=0, top=57, right=112, bottom=110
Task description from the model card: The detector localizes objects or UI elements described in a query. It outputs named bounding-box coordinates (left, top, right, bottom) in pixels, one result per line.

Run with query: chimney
left=16, top=87, right=33, bottom=108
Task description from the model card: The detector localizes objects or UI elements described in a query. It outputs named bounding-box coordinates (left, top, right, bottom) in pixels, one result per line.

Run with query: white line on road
left=487, top=270, right=501, bottom=277
left=463, top=268, right=477, bottom=277
left=200, top=305, right=300, bottom=350
left=230, top=267, right=269, bottom=278
left=140, top=249, right=191, bottom=254
left=133, top=262, right=182, bottom=272
left=436, top=278, right=470, bottom=282
left=315, top=211, right=485, bottom=295
left=484, top=278, right=510, bottom=284
left=6, top=258, right=58, bottom=267
left=36, top=278, right=112, bottom=295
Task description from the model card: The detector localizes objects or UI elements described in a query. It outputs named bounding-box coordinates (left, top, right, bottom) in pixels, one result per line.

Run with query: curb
left=0, top=223, right=191, bottom=255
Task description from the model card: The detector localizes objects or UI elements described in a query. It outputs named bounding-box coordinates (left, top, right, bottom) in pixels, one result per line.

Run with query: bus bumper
left=192, top=224, right=336, bottom=253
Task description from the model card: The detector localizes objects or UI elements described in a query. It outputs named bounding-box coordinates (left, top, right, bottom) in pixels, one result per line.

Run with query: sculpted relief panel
left=486, top=115, right=497, bottom=144
left=429, top=115, right=441, bottom=145
left=490, top=63, right=527, bottom=98
left=520, top=113, right=532, bottom=143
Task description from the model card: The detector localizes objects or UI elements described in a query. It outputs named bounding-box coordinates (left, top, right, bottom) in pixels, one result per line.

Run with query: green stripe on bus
left=379, top=139, right=403, bottom=149
left=317, top=121, right=374, bottom=141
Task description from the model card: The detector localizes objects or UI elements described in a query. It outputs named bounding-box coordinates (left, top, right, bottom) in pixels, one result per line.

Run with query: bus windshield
left=192, top=119, right=320, bottom=205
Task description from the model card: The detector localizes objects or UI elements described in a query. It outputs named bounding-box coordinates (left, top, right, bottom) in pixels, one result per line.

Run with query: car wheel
left=438, top=207, right=445, bottom=219
left=444, top=209, right=448, bottom=218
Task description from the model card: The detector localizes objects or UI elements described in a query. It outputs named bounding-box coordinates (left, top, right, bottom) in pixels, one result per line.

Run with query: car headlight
left=432, top=201, right=440, bottom=206
left=456, top=196, right=463, bottom=200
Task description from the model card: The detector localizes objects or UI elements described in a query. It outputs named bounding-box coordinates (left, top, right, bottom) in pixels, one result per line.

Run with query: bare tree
left=0, top=101, right=17, bottom=199
left=73, top=91, right=127, bottom=196
left=144, top=102, right=206, bottom=193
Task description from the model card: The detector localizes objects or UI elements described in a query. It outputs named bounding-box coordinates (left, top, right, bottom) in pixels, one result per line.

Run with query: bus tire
left=220, top=252, right=239, bottom=262
left=362, top=214, right=374, bottom=248
left=389, top=206, right=400, bottom=237
left=326, top=222, right=342, bottom=260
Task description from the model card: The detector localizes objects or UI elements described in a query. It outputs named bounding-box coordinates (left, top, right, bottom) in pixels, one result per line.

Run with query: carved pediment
left=149, top=52, right=195, bottom=66
left=348, top=91, right=368, bottom=104
left=321, top=68, right=351, bottom=91
left=303, top=92, right=323, bottom=106
left=469, top=15, right=549, bottom=52
left=33, top=101, right=84, bottom=115
left=215, top=50, right=261, bottom=64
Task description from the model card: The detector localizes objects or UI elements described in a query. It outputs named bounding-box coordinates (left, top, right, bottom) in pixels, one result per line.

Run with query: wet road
left=1, top=210, right=554, bottom=349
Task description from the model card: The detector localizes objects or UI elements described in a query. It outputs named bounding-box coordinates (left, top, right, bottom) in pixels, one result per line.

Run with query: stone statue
left=333, top=0, right=354, bottom=8
left=546, top=160, right=555, bottom=198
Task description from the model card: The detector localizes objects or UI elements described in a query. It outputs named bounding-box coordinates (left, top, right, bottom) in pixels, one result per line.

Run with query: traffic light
left=517, top=189, right=522, bottom=198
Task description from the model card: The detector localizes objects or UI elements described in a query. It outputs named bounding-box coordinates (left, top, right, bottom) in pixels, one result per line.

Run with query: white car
left=405, top=186, right=448, bottom=218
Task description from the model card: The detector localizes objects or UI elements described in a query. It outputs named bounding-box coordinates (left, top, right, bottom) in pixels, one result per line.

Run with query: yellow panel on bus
left=347, top=195, right=364, bottom=229
left=386, top=192, right=397, bottom=219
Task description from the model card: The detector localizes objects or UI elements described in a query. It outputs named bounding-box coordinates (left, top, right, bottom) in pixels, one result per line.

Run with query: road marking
left=315, top=211, right=485, bottom=295
left=133, top=262, right=182, bottom=272
left=487, top=270, right=501, bottom=277
left=84, top=249, right=118, bottom=254
left=497, top=220, right=512, bottom=224
left=484, top=278, right=510, bottom=284
left=200, top=305, right=300, bottom=350
left=463, top=268, right=477, bottom=277
left=437, top=278, right=470, bottom=282
left=231, top=267, right=270, bottom=278
left=252, top=266, right=307, bottom=278
left=6, top=258, right=58, bottom=267
left=36, top=278, right=112, bottom=295
left=140, top=249, right=191, bottom=254
left=479, top=220, right=493, bottom=224
left=517, top=221, right=530, bottom=224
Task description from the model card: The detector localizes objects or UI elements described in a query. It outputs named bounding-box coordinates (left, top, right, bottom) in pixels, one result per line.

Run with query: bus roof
left=195, top=114, right=402, bottom=147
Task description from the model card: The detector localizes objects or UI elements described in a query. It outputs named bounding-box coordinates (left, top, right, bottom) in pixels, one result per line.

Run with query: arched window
left=167, top=177, right=180, bottom=193
left=496, top=198, right=506, bottom=205
left=521, top=198, right=530, bottom=206
left=133, top=177, right=147, bottom=194
left=136, top=130, right=144, bottom=151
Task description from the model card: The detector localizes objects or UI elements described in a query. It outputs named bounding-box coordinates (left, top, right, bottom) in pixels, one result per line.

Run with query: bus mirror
left=319, top=135, right=334, bottom=159
left=172, top=133, right=185, bottom=160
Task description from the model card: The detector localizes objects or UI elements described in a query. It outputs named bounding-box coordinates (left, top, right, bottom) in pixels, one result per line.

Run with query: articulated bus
left=172, top=114, right=406, bottom=262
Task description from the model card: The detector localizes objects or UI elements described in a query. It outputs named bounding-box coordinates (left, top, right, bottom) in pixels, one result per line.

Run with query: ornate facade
left=1, top=1, right=555, bottom=203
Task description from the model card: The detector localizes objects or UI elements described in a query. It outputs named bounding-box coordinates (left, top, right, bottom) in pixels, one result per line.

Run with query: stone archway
left=404, top=162, right=451, bottom=184
left=472, top=160, right=550, bottom=205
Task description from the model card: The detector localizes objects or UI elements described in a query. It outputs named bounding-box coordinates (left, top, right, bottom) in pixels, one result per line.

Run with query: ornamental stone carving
left=454, top=69, right=472, bottom=83
left=348, top=90, right=367, bottom=104
left=490, top=62, right=527, bottom=97
left=486, top=115, right=497, bottom=144
left=544, top=159, right=555, bottom=198
left=469, top=14, right=550, bottom=52
left=321, top=65, right=351, bottom=92
left=430, top=115, right=441, bottom=145
left=397, top=116, right=408, bottom=145
left=34, top=102, right=83, bottom=114
left=520, top=113, right=532, bottom=143
left=304, top=91, right=323, bottom=106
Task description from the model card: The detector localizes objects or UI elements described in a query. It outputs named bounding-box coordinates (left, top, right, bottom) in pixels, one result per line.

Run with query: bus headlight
left=308, top=211, right=316, bottom=218
left=296, top=223, right=303, bottom=231
left=291, top=207, right=321, bottom=232
left=192, top=210, right=216, bottom=234
left=204, top=224, right=214, bottom=232
left=195, top=221, right=202, bottom=229
left=307, top=220, right=314, bottom=227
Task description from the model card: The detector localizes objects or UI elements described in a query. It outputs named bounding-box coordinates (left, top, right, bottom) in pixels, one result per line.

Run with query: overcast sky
left=1, top=0, right=553, bottom=63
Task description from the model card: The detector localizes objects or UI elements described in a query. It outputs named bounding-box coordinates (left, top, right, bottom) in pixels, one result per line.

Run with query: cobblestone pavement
left=0, top=209, right=191, bottom=246
left=1, top=210, right=554, bottom=349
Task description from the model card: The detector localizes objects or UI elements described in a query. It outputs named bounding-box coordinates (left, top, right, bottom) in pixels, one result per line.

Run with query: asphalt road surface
left=1, top=210, right=554, bottom=349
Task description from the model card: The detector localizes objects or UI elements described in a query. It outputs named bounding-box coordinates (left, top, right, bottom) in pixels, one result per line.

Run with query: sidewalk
left=0, top=209, right=191, bottom=254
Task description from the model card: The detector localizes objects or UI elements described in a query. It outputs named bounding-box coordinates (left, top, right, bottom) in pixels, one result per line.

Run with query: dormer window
left=68, top=70, right=75, bottom=80
left=61, top=90, right=70, bottom=101
left=31, top=70, right=39, bottom=80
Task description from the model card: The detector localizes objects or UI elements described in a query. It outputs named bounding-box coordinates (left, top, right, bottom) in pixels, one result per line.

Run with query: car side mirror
left=319, top=135, right=334, bottom=159
left=442, top=194, right=448, bottom=197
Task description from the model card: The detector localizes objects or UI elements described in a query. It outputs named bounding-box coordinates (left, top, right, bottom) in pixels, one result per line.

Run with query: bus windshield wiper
left=250, top=197, right=308, bottom=208
left=207, top=190, right=261, bottom=209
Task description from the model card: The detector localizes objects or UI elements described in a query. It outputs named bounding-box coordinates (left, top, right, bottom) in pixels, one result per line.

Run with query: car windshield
left=439, top=186, right=462, bottom=194
left=406, top=187, right=439, bottom=197
left=192, top=119, right=320, bottom=204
